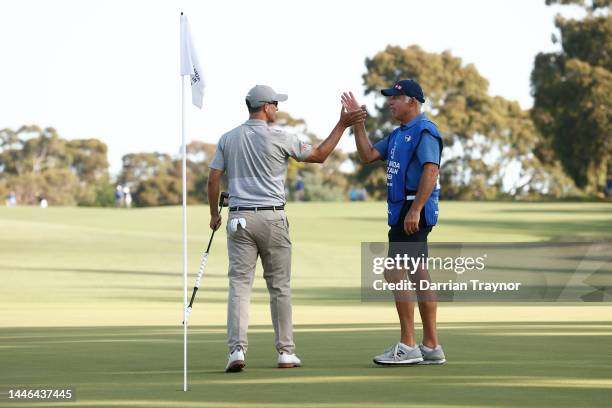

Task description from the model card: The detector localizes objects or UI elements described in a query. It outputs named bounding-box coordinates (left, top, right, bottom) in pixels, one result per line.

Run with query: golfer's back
left=210, top=119, right=311, bottom=208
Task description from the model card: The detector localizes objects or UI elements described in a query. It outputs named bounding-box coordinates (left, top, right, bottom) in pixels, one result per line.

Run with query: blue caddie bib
left=385, top=115, right=443, bottom=226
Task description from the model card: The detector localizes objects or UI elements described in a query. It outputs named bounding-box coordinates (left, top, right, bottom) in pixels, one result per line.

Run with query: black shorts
left=388, top=200, right=432, bottom=259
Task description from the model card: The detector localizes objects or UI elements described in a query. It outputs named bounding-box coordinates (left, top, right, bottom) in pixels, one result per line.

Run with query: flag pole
left=181, top=12, right=188, bottom=394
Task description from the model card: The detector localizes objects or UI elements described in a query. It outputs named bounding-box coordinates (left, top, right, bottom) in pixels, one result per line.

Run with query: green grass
left=1, top=201, right=611, bottom=407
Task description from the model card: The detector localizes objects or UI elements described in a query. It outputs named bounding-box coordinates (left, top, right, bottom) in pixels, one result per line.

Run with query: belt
left=229, top=205, right=285, bottom=212
left=406, top=190, right=417, bottom=201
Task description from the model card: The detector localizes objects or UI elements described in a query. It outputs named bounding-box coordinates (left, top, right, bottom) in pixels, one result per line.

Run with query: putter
left=183, top=191, right=229, bottom=325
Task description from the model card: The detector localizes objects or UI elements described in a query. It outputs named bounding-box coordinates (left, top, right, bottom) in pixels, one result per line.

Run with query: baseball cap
left=245, top=85, right=288, bottom=108
left=381, top=79, right=425, bottom=103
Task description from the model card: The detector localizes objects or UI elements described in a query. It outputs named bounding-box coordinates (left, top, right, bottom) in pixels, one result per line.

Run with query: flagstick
left=181, top=72, right=188, bottom=392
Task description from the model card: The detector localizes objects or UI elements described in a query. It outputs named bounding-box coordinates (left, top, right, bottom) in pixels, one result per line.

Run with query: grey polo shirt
left=210, top=119, right=313, bottom=207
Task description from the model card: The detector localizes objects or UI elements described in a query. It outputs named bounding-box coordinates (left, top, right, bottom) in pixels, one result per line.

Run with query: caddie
left=342, top=80, right=446, bottom=365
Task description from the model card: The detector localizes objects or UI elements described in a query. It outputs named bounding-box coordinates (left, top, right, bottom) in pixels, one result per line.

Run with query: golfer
left=342, top=80, right=446, bottom=365
left=208, top=85, right=366, bottom=372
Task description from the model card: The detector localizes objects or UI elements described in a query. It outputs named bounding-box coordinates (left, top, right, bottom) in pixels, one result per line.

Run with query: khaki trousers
left=226, top=209, right=294, bottom=354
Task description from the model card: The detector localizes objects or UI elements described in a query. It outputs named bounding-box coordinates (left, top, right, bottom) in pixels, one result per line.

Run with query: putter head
left=219, top=192, right=229, bottom=207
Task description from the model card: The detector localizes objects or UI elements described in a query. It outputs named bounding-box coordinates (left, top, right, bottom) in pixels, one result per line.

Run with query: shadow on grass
left=502, top=208, right=612, bottom=215
left=0, top=264, right=229, bottom=280
left=336, top=217, right=612, bottom=240
left=101, top=286, right=362, bottom=305
left=441, top=219, right=612, bottom=238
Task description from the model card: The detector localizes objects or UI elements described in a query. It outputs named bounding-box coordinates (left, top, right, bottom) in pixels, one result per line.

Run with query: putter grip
left=194, top=253, right=208, bottom=288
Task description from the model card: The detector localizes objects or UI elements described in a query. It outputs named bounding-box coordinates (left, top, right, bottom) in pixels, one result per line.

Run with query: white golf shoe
left=277, top=352, right=301, bottom=368
left=225, top=347, right=245, bottom=372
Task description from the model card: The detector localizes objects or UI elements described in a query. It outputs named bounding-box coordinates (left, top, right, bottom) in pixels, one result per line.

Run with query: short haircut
left=403, top=95, right=422, bottom=110
left=246, top=99, right=263, bottom=114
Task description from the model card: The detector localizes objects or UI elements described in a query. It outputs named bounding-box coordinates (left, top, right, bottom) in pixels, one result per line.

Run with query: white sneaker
left=418, top=343, right=447, bottom=365
left=225, top=347, right=245, bottom=372
left=277, top=352, right=301, bottom=368
left=373, top=342, right=424, bottom=365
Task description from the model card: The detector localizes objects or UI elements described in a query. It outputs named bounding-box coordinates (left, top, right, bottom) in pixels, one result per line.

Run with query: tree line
left=1, top=0, right=609, bottom=206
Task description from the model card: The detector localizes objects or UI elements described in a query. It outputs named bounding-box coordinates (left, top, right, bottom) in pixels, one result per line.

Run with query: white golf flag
left=180, top=14, right=204, bottom=109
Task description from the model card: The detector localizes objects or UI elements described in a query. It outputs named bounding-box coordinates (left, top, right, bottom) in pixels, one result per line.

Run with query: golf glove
left=229, top=218, right=246, bottom=233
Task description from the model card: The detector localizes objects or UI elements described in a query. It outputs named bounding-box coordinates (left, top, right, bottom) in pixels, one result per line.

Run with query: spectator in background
left=123, top=186, right=132, bottom=208
left=357, top=188, right=367, bottom=201
left=349, top=187, right=367, bottom=201
left=294, top=176, right=305, bottom=201
left=115, top=185, right=124, bottom=207
left=5, top=191, right=17, bottom=207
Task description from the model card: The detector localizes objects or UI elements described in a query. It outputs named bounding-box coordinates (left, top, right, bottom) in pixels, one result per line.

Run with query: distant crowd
left=5, top=192, right=47, bottom=208
left=114, top=185, right=132, bottom=208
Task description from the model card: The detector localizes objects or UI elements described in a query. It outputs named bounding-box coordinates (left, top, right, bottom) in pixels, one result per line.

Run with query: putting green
left=1, top=323, right=611, bottom=408
left=1, top=201, right=611, bottom=407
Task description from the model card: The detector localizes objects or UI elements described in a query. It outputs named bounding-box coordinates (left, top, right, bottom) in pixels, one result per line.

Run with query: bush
left=92, top=183, right=116, bottom=207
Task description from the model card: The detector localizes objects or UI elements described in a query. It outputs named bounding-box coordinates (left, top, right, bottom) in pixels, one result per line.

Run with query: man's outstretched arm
left=304, top=105, right=366, bottom=163
left=341, top=92, right=381, bottom=164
